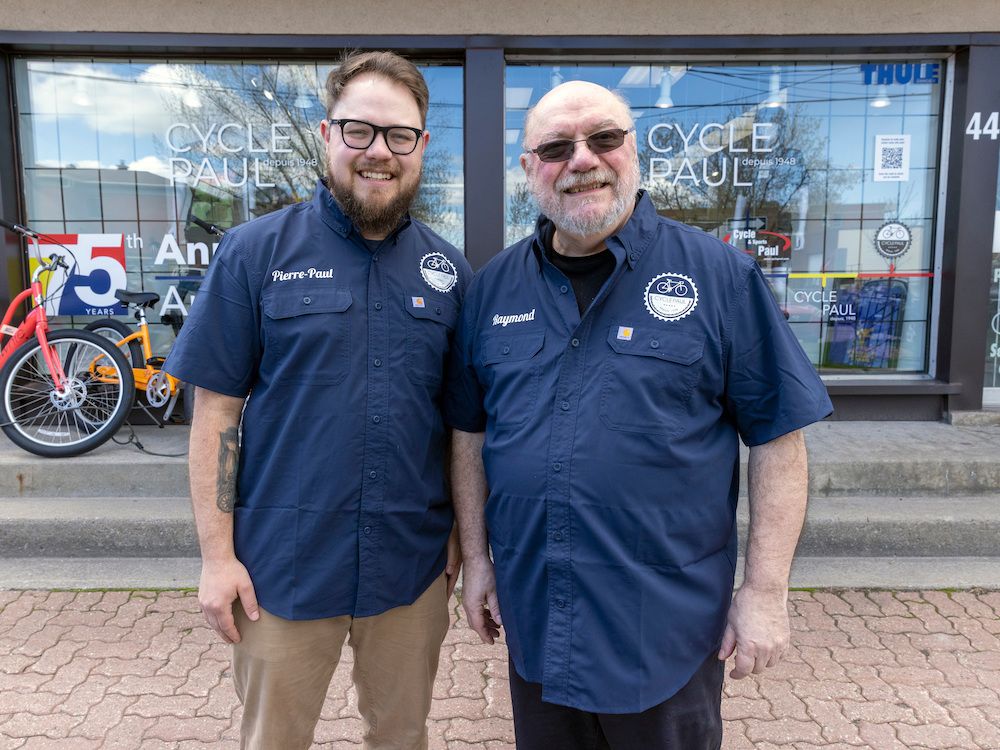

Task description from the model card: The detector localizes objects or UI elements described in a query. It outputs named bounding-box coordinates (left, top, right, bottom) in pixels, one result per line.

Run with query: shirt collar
left=530, top=190, right=658, bottom=271
left=313, top=178, right=412, bottom=244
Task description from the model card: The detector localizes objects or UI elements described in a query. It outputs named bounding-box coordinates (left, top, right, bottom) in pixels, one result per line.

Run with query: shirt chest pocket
left=262, top=287, right=353, bottom=385
left=599, top=325, right=705, bottom=438
left=479, top=331, right=545, bottom=429
left=404, top=296, right=459, bottom=386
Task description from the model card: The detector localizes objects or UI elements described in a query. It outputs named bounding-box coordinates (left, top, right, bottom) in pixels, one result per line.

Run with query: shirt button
left=502, top=345, right=510, bottom=355
left=560, top=401, right=569, bottom=411
left=302, top=296, right=311, bottom=305
left=436, top=307, right=442, bottom=315
left=553, top=462, right=561, bottom=472
left=629, top=252, right=638, bottom=262
left=372, top=415, right=381, bottom=424
left=553, top=531, right=563, bottom=541
left=374, top=358, right=382, bottom=367
left=374, top=302, right=383, bottom=310
left=571, top=338, right=580, bottom=347
left=364, top=525, right=372, bottom=535
left=556, top=599, right=566, bottom=609
left=560, top=285, right=568, bottom=294
left=369, top=470, right=377, bottom=479
left=650, top=339, right=660, bottom=349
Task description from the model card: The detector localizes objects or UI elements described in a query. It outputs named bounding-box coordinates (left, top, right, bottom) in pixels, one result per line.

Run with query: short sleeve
left=443, top=288, right=486, bottom=433
left=724, top=264, right=833, bottom=446
left=163, top=233, right=261, bottom=397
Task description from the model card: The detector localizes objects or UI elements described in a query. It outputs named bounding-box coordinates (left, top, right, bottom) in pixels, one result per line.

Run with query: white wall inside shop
left=2, top=0, right=999, bottom=36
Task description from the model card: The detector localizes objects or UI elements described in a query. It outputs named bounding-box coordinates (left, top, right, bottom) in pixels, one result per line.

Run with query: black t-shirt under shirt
left=542, top=224, right=616, bottom=316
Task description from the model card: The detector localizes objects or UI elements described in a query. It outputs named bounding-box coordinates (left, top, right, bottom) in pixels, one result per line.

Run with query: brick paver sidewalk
left=1, top=589, right=999, bottom=749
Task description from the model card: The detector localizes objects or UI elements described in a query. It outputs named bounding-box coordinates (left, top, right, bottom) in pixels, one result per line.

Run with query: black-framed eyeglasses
left=329, top=119, right=424, bottom=155
left=528, top=127, right=635, bottom=162
left=526, top=127, right=635, bottom=163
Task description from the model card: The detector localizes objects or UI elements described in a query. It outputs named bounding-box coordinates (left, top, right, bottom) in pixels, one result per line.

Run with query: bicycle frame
left=0, top=246, right=69, bottom=392
left=117, top=313, right=181, bottom=396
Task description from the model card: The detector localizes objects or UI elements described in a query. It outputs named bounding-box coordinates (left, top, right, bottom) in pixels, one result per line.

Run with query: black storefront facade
left=0, top=32, right=998, bottom=421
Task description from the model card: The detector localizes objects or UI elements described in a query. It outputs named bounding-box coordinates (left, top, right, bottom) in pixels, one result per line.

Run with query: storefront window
left=506, top=60, right=945, bottom=375
left=984, top=155, right=1000, bottom=405
left=14, top=57, right=464, bottom=353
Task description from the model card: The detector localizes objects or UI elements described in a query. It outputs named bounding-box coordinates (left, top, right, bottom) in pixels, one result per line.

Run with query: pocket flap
left=482, top=331, right=545, bottom=365
left=404, top=295, right=459, bottom=329
left=606, top=326, right=704, bottom=365
left=263, top=288, right=353, bottom=319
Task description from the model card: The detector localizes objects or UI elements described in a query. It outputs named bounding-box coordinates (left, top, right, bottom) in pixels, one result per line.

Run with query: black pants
left=509, top=653, right=724, bottom=750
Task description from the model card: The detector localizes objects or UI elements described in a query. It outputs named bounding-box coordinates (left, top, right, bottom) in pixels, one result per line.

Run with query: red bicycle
left=0, top=219, right=134, bottom=457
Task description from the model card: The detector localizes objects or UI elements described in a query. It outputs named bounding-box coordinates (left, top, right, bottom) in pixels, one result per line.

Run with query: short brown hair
left=324, top=50, right=429, bottom=126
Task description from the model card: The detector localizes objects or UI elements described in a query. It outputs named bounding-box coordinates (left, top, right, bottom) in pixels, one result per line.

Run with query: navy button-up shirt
left=165, top=180, right=472, bottom=620
left=445, top=192, right=831, bottom=713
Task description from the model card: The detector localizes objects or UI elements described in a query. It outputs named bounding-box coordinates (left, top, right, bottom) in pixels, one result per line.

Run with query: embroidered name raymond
left=492, top=308, right=536, bottom=327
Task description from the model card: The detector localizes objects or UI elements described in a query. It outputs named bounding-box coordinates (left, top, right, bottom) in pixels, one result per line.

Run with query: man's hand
left=445, top=524, right=462, bottom=599
left=718, top=584, right=790, bottom=679
left=461, top=556, right=502, bottom=644
left=199, top=557, right=259, bottom=644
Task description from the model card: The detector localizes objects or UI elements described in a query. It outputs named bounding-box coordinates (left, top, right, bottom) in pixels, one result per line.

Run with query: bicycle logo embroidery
left=644, top=272, right=699, bottom=322
left=419, top=252, right=457, bottom=293
left=873, top=221, right=912, bottom=261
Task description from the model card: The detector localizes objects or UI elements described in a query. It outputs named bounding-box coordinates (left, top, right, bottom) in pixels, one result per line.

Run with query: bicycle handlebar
left=0, top=218, right=38, bottom=238
left=188, top=215, right=227, bottom=237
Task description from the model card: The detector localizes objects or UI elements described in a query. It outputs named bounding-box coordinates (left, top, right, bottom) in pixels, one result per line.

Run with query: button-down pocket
left=262, top=287, right=352, bottom=384
left=479, top=331, right=545, bottom=428
left=404, top=295, right=459, bottom=386
left=600, top=325, right=705, bottom=437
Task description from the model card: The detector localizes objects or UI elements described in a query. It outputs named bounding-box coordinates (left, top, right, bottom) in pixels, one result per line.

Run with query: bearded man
left=446, top=80, right=832, bottom=749
left=164, top=50, right=471, bottom=750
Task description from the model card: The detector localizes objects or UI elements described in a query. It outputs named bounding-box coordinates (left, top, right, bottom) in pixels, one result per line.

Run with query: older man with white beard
left=445, top=80, right=831, bottom=749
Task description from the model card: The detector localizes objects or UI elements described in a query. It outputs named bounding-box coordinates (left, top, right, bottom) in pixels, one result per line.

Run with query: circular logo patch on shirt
left=420, top=252, right=457, bottom=293
left=644, top=273, right=698, bottom=322
left=873, top=221, right=912, bottom=261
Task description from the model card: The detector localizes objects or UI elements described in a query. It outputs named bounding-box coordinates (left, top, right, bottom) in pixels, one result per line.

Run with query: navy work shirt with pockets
left=445, top=191, right=832, bottom=713
left=165, top=179, right=472, bottom=620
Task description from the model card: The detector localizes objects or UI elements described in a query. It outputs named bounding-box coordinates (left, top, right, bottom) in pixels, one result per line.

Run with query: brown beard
left=328, top=173, right=421, bottom=238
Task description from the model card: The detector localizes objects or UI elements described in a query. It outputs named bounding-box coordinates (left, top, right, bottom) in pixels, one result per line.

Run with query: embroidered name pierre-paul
left=492, top=308, right=535, bottom=327
left=272, top=267, right=334, bottom=282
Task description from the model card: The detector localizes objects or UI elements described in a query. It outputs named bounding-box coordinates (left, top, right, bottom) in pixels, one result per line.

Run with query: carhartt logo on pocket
left=617, top=326, right=634, bottom=341
left=412, top=296, right=425, bottom=308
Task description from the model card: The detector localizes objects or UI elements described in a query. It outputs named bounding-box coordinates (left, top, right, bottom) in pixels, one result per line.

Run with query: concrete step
left=3, top=494, right=999, bottom=561
left=4, top=422, right=1000, bottom=498
left=738, top=495, right=1000, bottom=557
left=1, top=555, right=998, bottom=591
left=0, top=497, right=197, bottom=557
left=0, top=425, right=189, bottom=498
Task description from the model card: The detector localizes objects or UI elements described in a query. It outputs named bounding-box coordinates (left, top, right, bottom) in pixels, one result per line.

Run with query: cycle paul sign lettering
left=28, top=234, right=128, bottom=317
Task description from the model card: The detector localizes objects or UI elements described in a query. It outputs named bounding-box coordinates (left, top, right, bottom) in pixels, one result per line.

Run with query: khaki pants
left=232, top=574, right=450, bottom=750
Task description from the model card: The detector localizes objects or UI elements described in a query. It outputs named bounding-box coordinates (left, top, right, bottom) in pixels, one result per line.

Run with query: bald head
left=523, top=81, right=633, bottom=148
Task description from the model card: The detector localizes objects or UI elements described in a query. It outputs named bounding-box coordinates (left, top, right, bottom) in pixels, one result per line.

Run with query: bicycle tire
left=84, top=318, right=144, bottom=369
left=0, top=329, right=136, bottom=457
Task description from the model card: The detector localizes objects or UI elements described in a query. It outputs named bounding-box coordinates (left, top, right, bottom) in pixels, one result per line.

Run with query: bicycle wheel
left=84, top=318, right=144, bottom=368
left=0, top=329, right=136, bottom=457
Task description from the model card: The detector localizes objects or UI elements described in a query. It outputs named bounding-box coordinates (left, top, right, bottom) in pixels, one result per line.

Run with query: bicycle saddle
left=115, top=290, right=161, bottom=307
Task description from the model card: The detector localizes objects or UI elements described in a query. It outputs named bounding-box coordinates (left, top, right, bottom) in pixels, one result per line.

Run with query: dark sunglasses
left=526, top=127, right=635, bottom=163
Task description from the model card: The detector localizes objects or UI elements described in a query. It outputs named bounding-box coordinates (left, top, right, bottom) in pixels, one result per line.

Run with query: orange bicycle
left=84, top=292, right=192, bottom=424
left=0, top=219, right=134, bottom=457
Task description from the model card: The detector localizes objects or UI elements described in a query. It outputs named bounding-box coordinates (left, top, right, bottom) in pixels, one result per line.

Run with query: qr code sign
left=880, top=147, right=904, bottom=170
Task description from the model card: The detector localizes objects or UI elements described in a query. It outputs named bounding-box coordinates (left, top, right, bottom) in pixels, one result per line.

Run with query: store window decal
left=506, top=61, right=944, bottom=375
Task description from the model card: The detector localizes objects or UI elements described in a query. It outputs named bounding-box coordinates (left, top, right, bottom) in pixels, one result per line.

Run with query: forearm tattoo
left=216, top=426, right=240, bottom=513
